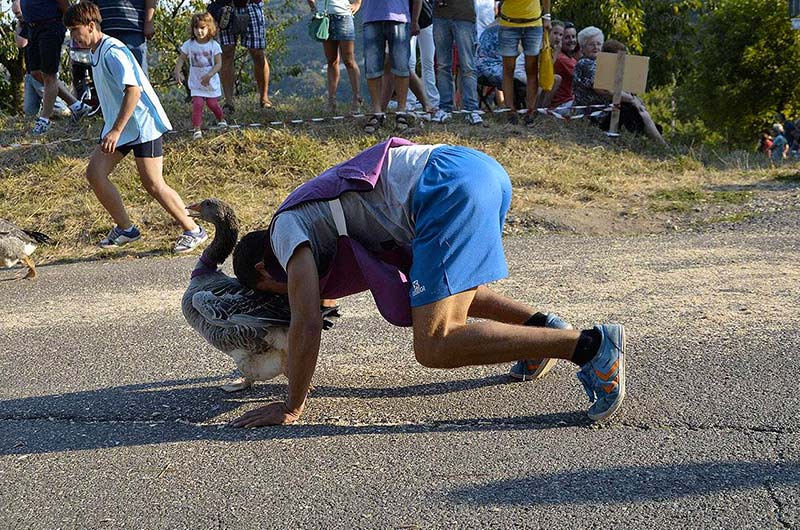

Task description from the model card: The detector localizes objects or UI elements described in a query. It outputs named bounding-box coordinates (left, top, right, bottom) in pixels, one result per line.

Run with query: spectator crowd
left=12, top=0, right=676, bottom=142
left=11, top=0, right=800, bottom=155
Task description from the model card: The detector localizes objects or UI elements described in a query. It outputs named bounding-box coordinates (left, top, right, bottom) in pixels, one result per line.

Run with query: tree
left=0, top=11, right=25, bottom=115
left=680, top=0, right=800, bottom=143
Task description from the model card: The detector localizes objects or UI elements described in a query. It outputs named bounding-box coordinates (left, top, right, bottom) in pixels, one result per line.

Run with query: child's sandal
left=364, top=113, right=385, bottom=134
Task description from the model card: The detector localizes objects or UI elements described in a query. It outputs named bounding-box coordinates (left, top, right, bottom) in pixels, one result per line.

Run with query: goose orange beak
left=186, top=203, right=201, bottom=217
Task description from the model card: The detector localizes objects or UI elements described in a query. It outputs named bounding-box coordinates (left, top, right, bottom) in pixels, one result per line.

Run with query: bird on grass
left=0, top=218, right=53, bottom=280
left=182, top=198, right=339, bottom=392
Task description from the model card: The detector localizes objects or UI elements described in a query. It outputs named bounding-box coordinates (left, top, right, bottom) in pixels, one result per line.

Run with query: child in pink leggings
left=174, top=12, right=226, bottom=139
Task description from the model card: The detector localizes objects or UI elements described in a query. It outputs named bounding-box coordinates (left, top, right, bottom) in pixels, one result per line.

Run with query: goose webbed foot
left=221, top=377, right=253, bottom=392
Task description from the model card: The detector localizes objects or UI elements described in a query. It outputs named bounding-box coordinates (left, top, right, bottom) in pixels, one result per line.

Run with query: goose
left=0, top=218, right=53, bottom=280
left=182, top=198, right=338, bottom=392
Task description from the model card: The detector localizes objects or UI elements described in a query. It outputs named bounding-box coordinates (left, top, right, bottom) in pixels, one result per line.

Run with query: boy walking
left=63, top=2, right=207, bottom=253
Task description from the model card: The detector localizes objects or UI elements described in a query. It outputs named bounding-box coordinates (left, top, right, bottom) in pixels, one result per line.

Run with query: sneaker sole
left=509, top=357, right=558, bottom=381
left=588, top=325, right=626, bottom=422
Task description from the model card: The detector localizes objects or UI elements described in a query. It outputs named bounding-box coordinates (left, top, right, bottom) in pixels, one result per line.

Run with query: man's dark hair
left=233, top=230, right=269, bottom=289
left=63, top=1, right=102, bottom=27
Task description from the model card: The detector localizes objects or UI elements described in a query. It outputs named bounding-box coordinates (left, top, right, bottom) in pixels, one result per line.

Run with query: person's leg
left=220, top=44, right=237, bottom=108
left=638, top=107, right=668, bottom=146
left=379, top=53, right=394, bottom=111
left=338, top=40, right=361, bottom=111
left=453, top=20, right=478, bottom=112
left=501, top=56, right=518, bottom=111
left=56, top=80, right=78, bottom=106
left=192, top=96, right=205, bottom=130
left=243, top=3, right=271, bottom=107
left=23, top=74, right=42, bottom=116
left=248, top=48, right=271, bottom=107
left=206, top=97, right=225, bottom=121
left=412, top=290, right=580, bottom=368
left=536, top=73, right=561, bottom=108
left=85, top=146, right=131, bottom=228
left=406, top=34, right=419, bottom=109
left=417, top=24, right=439, bottom=109
left=388, top=22, right=411, bottom=112
left=363, top=22, right=386, bottom=115
left=468, top=285, right=539, bottom=324
left=433, top=18, right=455, bottom=112
left=322, top=39, right=341, bottom=110
left=134, top=153, right=198, bottom=233
left=524, top=54, right=539, bottom=112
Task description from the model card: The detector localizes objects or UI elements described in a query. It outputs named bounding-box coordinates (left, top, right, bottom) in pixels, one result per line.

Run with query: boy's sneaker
left=576, top=324, right=626, bottom=422
left=174, top=226, right=208, bottom=253
left=31, top=117, right=51, bottom=135
left=99, top=225, right=141, bottom=248
left=431, top=109, right=451, bottom=123
left=70, top=102, right=92, bottom=122
left=510, top=313, right=572, bottom=381
left=466, top=111, right=483, bottom=125
left=192, top=130, right=202, bottom=140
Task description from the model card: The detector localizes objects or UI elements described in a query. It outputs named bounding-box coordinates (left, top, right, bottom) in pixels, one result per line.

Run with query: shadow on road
left=448, top=461, right=800, bottom=505
left=1, top=375, right=590, bottom=455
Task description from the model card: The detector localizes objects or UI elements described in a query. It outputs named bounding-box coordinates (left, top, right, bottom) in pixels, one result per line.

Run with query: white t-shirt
left=315, top=0, right=353, bottom=16
left=270, top=144, right=443, bottom=274
left=179, top=39, right=222, bottom=98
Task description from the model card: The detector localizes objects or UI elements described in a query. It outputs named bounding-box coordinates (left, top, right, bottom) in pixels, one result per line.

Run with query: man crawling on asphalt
left=230, top=138, right=626, bottom=427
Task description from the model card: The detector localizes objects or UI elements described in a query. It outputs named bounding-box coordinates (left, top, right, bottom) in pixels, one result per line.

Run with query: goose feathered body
left=182, top=199, right=337, bottom=391
left=0, top=218, right=52, bottom=279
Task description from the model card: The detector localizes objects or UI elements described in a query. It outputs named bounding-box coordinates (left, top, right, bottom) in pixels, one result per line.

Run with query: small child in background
left=174, top=13, right=226, bottom=140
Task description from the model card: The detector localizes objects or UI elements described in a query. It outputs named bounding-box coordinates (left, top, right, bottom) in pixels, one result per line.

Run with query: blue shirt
left=95, top=0, right=146, bottom=36
left=91, top=36, right=171, bottom=145
left=20, top=0, right=61, bottom=23
left=361, top=0, right=409, bottom=23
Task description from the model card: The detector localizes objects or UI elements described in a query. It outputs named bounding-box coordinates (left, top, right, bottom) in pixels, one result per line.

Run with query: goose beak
left=186, top=203, right=201, bottom=217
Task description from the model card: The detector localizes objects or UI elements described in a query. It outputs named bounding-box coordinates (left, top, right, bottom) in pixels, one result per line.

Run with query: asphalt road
left=1, top=213, right=799, bottom=529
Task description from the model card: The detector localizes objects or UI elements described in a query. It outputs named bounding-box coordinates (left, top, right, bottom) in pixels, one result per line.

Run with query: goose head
left=186, top=199, right=240, bottom=264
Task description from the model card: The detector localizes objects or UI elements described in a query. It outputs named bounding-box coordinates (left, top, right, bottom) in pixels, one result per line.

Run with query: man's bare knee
left=413, top=335, right=456, bottom=368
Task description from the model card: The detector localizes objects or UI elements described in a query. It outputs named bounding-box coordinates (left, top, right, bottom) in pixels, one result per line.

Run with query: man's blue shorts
left=408, top=146, right=512, bottom=307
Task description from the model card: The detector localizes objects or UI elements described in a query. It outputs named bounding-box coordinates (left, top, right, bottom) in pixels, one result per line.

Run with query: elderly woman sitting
left=572, top=26, right=666, bottom=145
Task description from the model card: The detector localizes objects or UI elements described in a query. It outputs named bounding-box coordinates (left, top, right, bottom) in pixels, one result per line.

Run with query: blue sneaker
left=99, top=225, right=141, bottom=248
left=576, top=324, right=626, bottom=422
left=173, top=225, right=208, bottom=253
left=510, top=313, right=573, bottom=381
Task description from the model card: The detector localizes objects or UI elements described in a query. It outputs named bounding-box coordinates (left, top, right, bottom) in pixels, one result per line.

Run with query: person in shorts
left=360, top=0, right=419, bottom=132
left=497, top=0, right=551, bottom=125
left=93, top=0, right=155, bottom=74
left=229, top=139, right=627, bottom=428
left=218, top=0, right=272, bottom=113
left=306, top=0, right=362, bottom=114
left=64, top=2, right=208, bottom=253
left=20, top=0, right=92, bottom=134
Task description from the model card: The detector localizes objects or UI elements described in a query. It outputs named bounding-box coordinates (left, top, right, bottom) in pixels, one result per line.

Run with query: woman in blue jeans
left=308, top=0, right=363, bottom=114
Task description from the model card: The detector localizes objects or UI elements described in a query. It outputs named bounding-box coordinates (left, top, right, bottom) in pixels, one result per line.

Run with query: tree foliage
left=680, top=0, right=800, bottom=142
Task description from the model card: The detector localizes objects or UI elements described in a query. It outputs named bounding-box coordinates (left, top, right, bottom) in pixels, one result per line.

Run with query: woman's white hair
left=577, top=26, right=604, bottom=49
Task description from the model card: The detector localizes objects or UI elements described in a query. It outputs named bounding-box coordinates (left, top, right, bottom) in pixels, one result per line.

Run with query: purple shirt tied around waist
left=361, top=0, right=411, bottom=23
left=265, top=137, right=416, bottom=327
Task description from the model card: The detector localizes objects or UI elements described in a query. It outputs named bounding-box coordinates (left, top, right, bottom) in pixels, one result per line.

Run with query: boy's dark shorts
left=26, top=20, right=66, bottom=75
left=116, top=137, right=163, bottom=158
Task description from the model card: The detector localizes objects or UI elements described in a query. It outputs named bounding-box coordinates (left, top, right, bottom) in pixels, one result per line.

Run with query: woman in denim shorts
left=307, top=0, right=362, bottom=114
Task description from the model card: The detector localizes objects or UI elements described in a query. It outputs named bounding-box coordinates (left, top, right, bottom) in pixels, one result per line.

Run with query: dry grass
left=0, top=95, right=796, bottom=264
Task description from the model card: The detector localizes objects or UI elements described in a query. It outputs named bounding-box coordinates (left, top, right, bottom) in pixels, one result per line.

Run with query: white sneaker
left=192, top=130, right=202, bottom=140
left=174, top=226, right=208, bottom=253
left=70, top=102, right=92, bottom=122
left=431, top=109, right=451, bottom=123
left=466, top=111, right=483, bottom=125
left=217, top=120, right=228, bottom=128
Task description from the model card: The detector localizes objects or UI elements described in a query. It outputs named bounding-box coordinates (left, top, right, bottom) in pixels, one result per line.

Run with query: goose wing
left=0, top=218, right=33, bottom=243
left=192, top=290, right=292, bottom=328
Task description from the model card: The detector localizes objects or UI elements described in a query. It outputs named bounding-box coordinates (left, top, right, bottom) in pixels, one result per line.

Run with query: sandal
left=348, top=96, right=363, bottom=116
left=364, top=113, right=385, bottom=133
left=394, top=112, right=411, bottom=131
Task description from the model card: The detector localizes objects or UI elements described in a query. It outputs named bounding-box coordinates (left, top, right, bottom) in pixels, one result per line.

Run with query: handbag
left=308, top=0, right=330, bottom=42
left=539, top=30, right=555, bottom=91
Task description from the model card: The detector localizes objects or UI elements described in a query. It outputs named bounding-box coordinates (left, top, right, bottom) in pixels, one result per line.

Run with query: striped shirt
left=95, top=0, right=146, bottom=35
